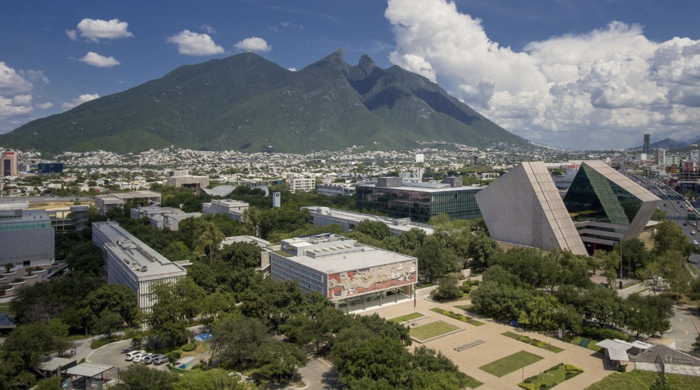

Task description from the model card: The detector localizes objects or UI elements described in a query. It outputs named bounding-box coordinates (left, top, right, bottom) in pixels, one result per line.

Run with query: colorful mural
left=328, top=260, right=417, bottom=299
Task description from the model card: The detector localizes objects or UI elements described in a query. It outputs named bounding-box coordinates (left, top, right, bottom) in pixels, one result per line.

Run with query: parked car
left=694, top=240, right=699, bottom=245
left=692, top=231, right=696, bottom=235
left=145, top=354, right=164, bottom=365
left=125, top=350, right=146, bottom=361
left=133, top=353, right=151, bottom=363
left=152, top=356, right=170, bottom=365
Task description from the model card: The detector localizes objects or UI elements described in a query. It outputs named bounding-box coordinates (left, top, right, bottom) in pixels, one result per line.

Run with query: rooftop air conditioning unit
left=141, top=266, right=148, bottom=272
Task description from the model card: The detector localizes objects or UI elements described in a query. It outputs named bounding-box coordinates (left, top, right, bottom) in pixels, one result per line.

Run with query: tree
left=653, top=221, right=695, bottom=257
left=148, top=277, right=206, bottom=346
left=582, top=285, right=626, bottom=327
left=194, top=221, right=225, bottom=263
left=467, top=232, right=501, bottom=270
left=659, top=250, right=692, bottom=303
left=211, top=316, right=272, bottom=369
left=625, top=293, right=674, bottom=338
left=4, top=263, right=13, bottom=273
left=216, top=242, right=262, bottom=270
left=355, top=220, right=392, bottom=241
left=93, top=312, right=124, bottom=338
left=84, top=284, right=139, bottom=328
left=416, top=235, right=458, bottom=283
left=432, top=275, right=463, bottom=301
left=637, top=261, right=666, bottom=295
left=398, top=228, right=427, bottom=253
left=252, top=341, right=307, bottom=381
left=112, top=364, right=175, bottom=390
left=242, top=207, right=262, bottom=237
left=240, top=278, right=306, bottom=330
left=172, top=369, right=248, bottom=390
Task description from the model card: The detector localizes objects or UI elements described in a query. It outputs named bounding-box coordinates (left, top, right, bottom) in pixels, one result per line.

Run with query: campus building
left=303, top=206, right=434, bottom=236
left=1, top=151, right=18, bottom=177
left=202, top=199, right=249, bottom=221
left=316, top=183, right=356, bottom=197
left=46, top=205, right=89, bottom=232
left=476, top=161, right=660, bottom=255
left=268, top=234, right=417, bottom=313
left=93, top=191, right=161, bottom=215
left=0, top=209, right=55, bottom=269
left=166, top=170, right=209, bottom=189
left=355, top=177, right=481, bottom=223
left=290, top=178, right=315, bottom=193
left=130, top=205, right=201, bottom=231
left=37, top=163, right=64, bottom=175
left=92, top=221, right=187, bottom=312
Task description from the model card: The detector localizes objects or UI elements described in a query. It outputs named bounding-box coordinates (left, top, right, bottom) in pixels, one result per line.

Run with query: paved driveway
left=87, top=340, right=169, bottom=380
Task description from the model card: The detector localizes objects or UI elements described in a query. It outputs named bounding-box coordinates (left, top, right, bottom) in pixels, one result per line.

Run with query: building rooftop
left=94, top=190, right=161, bottom=200
left=359, top=182, right=481, bottom=193
left=279, top=234, right=415, bottom=274
left=303, top=206, right=434, bottom=235
left=0, top=208, right=50, bottom=223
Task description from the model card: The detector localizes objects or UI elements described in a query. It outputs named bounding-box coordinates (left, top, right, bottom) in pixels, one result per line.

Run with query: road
left=0, top=195, right=92, bottom=203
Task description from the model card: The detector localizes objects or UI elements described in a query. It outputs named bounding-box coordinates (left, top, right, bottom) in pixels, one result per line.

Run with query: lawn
left=585, top=370, right=700, bottom=390
left=568, top=336, right=602, bottom=352
left=410, top=321, right=460, bottom=341
left=518, top=363, right=583, bottom=390
left=389, top=312, right=425, bottom=323
left=479, top=351, right=544, bottom=378
left=502, top=331, right=564, bottom=353
left=464, top=376, right=484, bottom=389
left=0, top=304, right=11, bottom=314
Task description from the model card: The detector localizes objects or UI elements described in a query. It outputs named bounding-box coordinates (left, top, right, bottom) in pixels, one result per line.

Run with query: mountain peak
left=358, top=54, right=377, bottom=76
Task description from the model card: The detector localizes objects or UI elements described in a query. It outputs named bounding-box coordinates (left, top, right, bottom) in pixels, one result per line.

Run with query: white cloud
left=62, top=94, right=99, bottom=111
left=234, top=37, right=271, bottom=53
left=288, top=67, right=297, bottom=72
left=385, top=0, right=700, bottom=149
left=79, top=52, right=121, bottom=67
left=75, top=18, right=134, bottom=42
left=20, top=70, right=49, bottom=84
left=201, top=24, right=217, bottom=34
left=167, top=30, right=224, bottom=56
left=0, top=62, right=33, bottom=94
left=66, top=29, right=77, bottom=41
left=0, top=95, right=33, bottom=118
left=36, top=102, right=53, bottom=110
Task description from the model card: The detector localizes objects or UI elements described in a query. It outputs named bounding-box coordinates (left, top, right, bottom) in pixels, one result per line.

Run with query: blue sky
left=2, top=0, right=700, bottom=150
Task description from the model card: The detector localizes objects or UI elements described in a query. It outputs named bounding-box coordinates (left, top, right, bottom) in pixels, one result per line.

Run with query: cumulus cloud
left=234, top=37, right=271, bottom=53
left=72, top=18, right=134, bottom=42
left=0, top=64, right=51, bottom=132
left=62, top=94, right=99, bottom=111
left=167, top=30, right=224, bottom=56
left=385, top=0, right=700, bottom=149
left=201, top=24, right=217, bottom=34
left=36, top=102, right=53, bottom=110
left=79, top=52, right=121, bottom=67
left=0, top=62, right=33, bottom=94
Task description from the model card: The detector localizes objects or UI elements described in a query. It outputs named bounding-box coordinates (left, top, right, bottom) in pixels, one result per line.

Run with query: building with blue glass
left=355, top=177, right=482, bottom=223
left=37, top=163, right=63, bottom=174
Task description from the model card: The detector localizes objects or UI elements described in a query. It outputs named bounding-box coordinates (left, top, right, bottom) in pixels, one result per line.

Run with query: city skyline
left=2, top=0, right=700, bottom=150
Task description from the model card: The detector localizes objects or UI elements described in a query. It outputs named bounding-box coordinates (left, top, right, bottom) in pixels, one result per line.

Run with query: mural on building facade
left=327, top=260, right=417, bottom=299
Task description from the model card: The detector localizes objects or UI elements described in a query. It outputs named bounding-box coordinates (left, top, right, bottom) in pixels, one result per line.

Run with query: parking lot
left=87, top=340, right=170, bottom=380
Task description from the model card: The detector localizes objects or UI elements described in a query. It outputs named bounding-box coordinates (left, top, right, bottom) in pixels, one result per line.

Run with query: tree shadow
left=321, top=368, right=343, bottom=389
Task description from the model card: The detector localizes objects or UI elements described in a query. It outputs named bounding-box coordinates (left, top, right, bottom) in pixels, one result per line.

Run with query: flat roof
left=358, top=183, right=481, bottom=193
left=39, top=357, right=76, bottom=371
left=303, top=206, right=434, bottom=235
left=66, top=363, right=113, bottom=377
left=0, top=208, right=50, bottom=223
left=95, top=190, right=161, bottom=200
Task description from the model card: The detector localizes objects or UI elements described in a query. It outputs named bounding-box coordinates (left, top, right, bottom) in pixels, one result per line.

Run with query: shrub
left=536, top=341, right=546, bottom=348
left=182, top=343, right=196, bottom=352
left=618, top=364, right=627, bottom=372
left=539, top=384, right=549, bottom=390
left=519, top=336, right=528, bottom=342
left=582, top=326, right=633, bottom=342
left=565, top=364, right=582, bottom=372
left=90, top=336, right=123, bottom=349
left=166, top=350, right=182, bottom=363
left=524, top=378, right=533, bottom=383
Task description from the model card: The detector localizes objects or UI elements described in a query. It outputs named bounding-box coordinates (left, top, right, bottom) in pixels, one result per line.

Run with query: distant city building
left=202, top=199, right=249, bottom=220
left=37, top=163, right=64, bottom=175
left=272, top=192, right=281, bottom=208
left=355, top=176, right=481, bottom=223
left=476, top=161, right=660, bottom=255
left=691, top=150, right=699, bottom=164
left=165, top=170, right=209, bottom=189
left=93, top=191, right=162, bottom=215
left=643, top=133, right=651, bottom=155
left=0, top=209, right=55, bottom=269
left=316, top=183, right=356, bottom=197
left=303, top=206, right=434, bottom=236
left=290, top=178, right=316, bottom=193
left=1, top=151, right=18, bottom=177
left=268, top=234, right=417, bottom=313
left=656, top=149, right=666, bottom=166
left=92, top=221, right=187, bottom=312
left=130, top=205, right=201, bottom=231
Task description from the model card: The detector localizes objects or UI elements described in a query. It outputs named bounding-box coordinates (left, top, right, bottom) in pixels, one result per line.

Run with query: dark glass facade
left=37, top=163, right=64, bottom=174
left=355, top=186, right=482, bottom=223
left=563, top=164, right=642, bottom=224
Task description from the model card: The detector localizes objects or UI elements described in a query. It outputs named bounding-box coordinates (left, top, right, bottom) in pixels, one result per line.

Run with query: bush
left=565, top=364, right=582, bottom=372
left=524, top=378, right=533, bottom=383
left=582, top=326, right=633, bottom=342
left=618, top=364, right=627, bottom=372
left=166, top=350, right=182, bottom=363
left=182, top=343, right=196, bottom=352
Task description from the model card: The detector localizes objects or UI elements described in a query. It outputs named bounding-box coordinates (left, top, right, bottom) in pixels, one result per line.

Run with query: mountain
left=632, top=138, right=687, bottom=151
left=0, top=49, right=527, bottom=153
left=685, top=135, right=700, bottom=145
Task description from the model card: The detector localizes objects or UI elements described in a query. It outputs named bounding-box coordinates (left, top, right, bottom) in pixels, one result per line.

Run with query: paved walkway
left=362, top=297, right=616, bottom=390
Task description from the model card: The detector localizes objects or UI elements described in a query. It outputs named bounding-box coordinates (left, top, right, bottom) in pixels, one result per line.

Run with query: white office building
left=202, top=199, right=249, bottom=220
left=290, top=178, right=315, bottom=193
left=0, top=209, right=54, bottom=269
left=303, top=206, right=433, bottom=236
left=93, top=191, right=161, bottom=215
left=92, top=221, right=187, bottom=312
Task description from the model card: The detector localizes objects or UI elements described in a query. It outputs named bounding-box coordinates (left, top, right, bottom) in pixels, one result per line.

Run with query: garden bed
left=389, top=312, right=425, bottom=323
left=431, top=307, right=484, bottom=326
left=518, top=363, right=583, bottom=390
left=565, top=336, right=602, bottom=352
left=410, top=321, right=460, bottom=341
left=502, top=331, right=564, bottom=353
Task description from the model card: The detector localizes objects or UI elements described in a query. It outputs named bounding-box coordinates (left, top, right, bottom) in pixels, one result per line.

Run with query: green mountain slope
left=0, top=49, right=527, bottom=153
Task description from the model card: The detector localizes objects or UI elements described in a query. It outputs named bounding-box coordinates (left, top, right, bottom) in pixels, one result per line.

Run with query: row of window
left=272, top=257, right=323, bottom=281
left=0, top=221, right=51, bottom=231
left=273, top=268, right=324, bottom=293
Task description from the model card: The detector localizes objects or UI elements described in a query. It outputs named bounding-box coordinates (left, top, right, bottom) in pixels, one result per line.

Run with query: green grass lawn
left=0, top=304, right=11, bottom=314
left=502, top=331, right=564, bottom=353
left=410, top=321, right=460, bottom=341
left=464, top=376, right=484, bottom=389
left=479, top=351, right=544, bottom=378
left=389, top=312, right=425, bottom=323
left=431, top=307, right=485, bottom=326
left=585, top=370, right=700, bottom=390
left=518, top=364, right=583, bottom=390
left=568, top=336, right=602, bottom=352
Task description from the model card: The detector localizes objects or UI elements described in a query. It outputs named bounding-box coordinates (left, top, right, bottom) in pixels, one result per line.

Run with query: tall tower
left=272, top=192, right=281, bottom=208
left=643, top=134, right=650, bottom=155
left=1, top=151, right=18, bottom=177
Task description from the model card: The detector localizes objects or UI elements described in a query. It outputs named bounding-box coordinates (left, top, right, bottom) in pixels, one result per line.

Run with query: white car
left=125, top=350, right=146, bottom=361
left=692, top=231, right=696, bottom=235
left=694, top=240, right=698, bottom=245
left=132, top=353, right=151, bottom=363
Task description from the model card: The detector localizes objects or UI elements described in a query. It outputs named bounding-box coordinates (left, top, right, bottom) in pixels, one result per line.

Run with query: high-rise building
left=656, top=149, right=666, bottom=166
left=643, top=134, right=651, bottom=155
left=272, top=192, right=281, bottom=208
left=1, top=151, right=18, bottom=177
left=290, top=178, right=316, bottom=193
